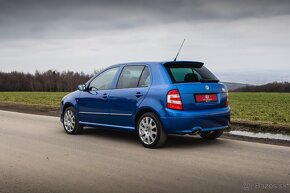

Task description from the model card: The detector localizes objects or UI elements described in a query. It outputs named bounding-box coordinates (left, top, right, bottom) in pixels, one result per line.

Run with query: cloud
left=0, top=0, right=289, bottom=84
left=0, top=0, right=290, bottom=39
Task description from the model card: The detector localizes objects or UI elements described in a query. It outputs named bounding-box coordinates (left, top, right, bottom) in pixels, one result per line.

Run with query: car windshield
left=164, top=62, right=219, bottom=83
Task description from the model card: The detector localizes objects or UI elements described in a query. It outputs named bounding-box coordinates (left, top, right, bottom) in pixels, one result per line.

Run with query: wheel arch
left=134, top=107, right=161, bottom=129
left=63, top=102, right=75, bottom=112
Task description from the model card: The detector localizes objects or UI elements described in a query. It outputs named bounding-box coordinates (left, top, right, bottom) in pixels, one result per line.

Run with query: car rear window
left=164, top=62, right=219, bottom=83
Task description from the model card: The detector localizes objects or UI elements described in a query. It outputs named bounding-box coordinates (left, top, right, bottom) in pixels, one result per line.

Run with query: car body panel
left=108, top=64, right=151, bottom=127
left=160, top=107, right=230, bottom=134
left=77, top=89, right=112, bottom=124
left=176, top=82, right=228, bottom=110
left=60, top=61, right=230, bottom=134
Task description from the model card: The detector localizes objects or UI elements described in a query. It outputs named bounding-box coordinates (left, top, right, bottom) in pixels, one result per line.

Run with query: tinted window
left=138, top=67, right=150, bottom=87
left=165, top=63, right=219, bottom=83
left=89, top=67, right=119, bottom=90
left=117, top=66, right=144, bottom=89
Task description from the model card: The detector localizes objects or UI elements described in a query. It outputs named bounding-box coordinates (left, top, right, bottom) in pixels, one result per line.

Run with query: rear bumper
left=160, top=107, right=230, bottom=134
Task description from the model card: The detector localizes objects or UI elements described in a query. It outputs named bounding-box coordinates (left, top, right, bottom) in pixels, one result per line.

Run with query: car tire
left=200, top=129, right=223, bottom=140
left=63, top=107, right=83, bottom=134
left=137, top=112, right=167, bottom=148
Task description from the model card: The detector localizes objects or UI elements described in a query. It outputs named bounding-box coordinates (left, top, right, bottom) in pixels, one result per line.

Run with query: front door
left=78, top=67, right=120, bottom=124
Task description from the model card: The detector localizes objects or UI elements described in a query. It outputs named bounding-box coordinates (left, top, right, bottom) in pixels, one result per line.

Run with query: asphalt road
left=0, top=110, right=289, bottom=193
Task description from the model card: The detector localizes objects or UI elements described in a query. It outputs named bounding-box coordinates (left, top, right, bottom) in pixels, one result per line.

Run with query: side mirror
left=78, top=84, right=86, bottom=91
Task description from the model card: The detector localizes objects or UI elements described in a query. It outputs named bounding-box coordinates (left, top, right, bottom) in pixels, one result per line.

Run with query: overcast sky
left=0, top=0, right=289, bottom=84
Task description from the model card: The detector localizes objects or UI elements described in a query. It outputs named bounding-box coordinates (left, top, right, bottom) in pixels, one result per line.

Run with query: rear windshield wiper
left=200, top=79, right=219, bottom=83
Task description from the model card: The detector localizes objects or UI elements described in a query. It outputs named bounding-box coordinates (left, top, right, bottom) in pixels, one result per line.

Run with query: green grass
left=230, top=92, right=290, bottom=125
left=0, top=92, right=68, bottom=108
left=0, top=92, right=289, bottom=125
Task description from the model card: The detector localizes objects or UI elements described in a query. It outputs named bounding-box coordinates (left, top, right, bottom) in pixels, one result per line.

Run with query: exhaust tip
left=190, top=128, right=202, bottom=135
left=195, top=129, right=202, bottom=135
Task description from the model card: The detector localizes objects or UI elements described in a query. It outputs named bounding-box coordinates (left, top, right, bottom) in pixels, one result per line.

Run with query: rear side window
left=138, top=67, right=150, bottom=87
left=165, top=62, right=219, bottom=83
left=117, top=66, right=144, bottom=89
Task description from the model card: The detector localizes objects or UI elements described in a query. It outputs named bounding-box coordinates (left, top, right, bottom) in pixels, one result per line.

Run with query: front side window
left=117, top=66, right=144, bottom=89
left=89, top=67, right=119, bottom=90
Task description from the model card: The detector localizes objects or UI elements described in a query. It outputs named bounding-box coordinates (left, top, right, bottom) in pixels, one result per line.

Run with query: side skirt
left=79, top=121, right=135, bottom=132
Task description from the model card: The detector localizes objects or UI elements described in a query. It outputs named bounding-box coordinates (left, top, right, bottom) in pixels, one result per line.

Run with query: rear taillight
left=225, top=92, right=229, bottom=107
left=167, top=89, right=183, bottom=110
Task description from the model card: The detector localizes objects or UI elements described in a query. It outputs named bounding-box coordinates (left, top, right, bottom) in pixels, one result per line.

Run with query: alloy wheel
left=138, top=116, right=158, bottom=145
left=64, top=110, right=75, bottom=133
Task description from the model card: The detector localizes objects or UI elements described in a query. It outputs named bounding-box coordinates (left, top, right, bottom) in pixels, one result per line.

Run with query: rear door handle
left=103, top=93, right=108, bottom=98
left=135, top=92, right=143, bottom=98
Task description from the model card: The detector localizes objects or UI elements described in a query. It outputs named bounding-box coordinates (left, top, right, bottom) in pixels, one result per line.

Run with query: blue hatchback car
left=60, top=61, right=230, bottom=148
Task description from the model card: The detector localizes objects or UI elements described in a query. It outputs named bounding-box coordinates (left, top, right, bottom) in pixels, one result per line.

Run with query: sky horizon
left=0, top=0, right=289, bottom=84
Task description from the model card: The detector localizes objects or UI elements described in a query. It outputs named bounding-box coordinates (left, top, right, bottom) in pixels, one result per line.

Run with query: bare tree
left=234, top=82, right=290, bottom=92
left=0, top=70, right=93, bottom=92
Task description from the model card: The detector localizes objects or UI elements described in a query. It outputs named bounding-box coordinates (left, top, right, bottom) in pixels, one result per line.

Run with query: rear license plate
left=195, top=94, right=218, bottom=103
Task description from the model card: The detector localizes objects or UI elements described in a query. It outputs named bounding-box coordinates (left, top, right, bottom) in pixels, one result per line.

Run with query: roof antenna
left=173, top=38, right=186, bottom=61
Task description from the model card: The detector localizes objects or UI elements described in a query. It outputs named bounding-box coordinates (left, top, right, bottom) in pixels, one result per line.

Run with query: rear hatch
left=164, top=61, right=228, bottom=110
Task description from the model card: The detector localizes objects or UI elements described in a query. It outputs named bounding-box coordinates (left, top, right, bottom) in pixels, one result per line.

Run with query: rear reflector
left=167, top=89, right=183, bottom=110
left=195, top=94, right=218, bottom=103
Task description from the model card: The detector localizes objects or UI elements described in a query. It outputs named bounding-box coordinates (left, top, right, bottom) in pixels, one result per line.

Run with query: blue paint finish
left=60, top=90, right=80, bottom=122
left=109, top=87, right=149, bottom=126
left=160, top=107, right=230, bottom=133
left=106, top=64, right=151, bottom=126
left=79, top=121, right=135, bottom=132
left=77, top=89, right=112, bottom=124
left=60, top=61, right=230, bottom=135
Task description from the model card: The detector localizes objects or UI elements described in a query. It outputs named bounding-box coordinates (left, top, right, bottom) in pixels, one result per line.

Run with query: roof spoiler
left=164, top=61, right=204, bottom=68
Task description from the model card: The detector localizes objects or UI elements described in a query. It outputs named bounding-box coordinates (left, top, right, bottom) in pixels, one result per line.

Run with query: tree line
left=234, top=82, right=290, bottom=92
left=0, top=70, right=92, bottom=92
left=0, top=70, right=289, bottom=92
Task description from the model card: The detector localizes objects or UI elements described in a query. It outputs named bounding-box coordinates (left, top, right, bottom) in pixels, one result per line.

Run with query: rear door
left=164, top=62, right=228, bottom=110
left=108, top=65, right=151, bottom=127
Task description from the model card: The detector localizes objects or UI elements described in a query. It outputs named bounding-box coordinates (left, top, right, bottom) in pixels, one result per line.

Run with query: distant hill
left=222, top=82, right=251, bottom=91
left=233, top=82, right=290, bottom=92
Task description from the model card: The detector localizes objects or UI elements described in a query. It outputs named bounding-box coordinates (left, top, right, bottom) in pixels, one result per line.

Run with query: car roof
left=112, top=61, right=204, bottom=66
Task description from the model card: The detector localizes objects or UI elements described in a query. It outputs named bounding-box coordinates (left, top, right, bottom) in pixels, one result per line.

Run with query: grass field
left=0, top=92, right=289, bottom=125
left=0, top=92, right=67, bottom=108
left=230, top=92, right=290, bottom=125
